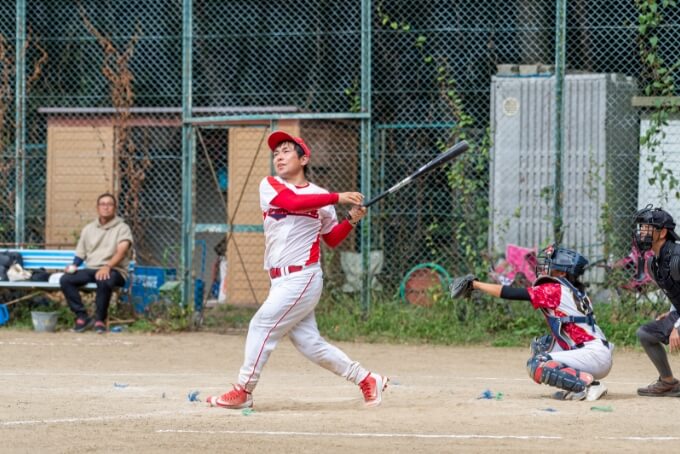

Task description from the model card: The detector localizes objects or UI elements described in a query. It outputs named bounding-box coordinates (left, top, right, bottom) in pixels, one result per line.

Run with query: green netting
left=0, top=1, right=678, bottom=305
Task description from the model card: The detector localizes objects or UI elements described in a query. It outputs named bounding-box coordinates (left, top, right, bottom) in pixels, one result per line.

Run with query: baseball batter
left=207, top=130, right=388, bottom=409
left=451, top=245, right=613, bottom=401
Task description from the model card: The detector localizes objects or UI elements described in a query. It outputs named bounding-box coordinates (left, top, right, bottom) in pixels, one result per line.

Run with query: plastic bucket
left=31, top=311, right=59, bottom=332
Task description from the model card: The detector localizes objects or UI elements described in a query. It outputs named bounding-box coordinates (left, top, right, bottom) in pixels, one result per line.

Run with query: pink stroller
left=490, top=244, right=538, bottom=286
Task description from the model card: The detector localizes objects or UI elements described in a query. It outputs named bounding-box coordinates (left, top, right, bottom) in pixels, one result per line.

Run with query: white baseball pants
left=549, top=339, right=614, bottom=380
left=238, top=266, right=369, bottom=391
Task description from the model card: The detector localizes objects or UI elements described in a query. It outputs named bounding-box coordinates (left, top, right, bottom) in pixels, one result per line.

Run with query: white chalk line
left=0, top=340, right=135, bottom=347
left=0, top=371, right=208, bottom=377
left=0, top=372, right=644, bottom=386
left=155, top=429, right=680, bottom=442
left=0, top=409, right=204, bottom=427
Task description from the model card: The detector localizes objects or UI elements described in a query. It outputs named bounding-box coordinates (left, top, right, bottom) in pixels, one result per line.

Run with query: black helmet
left=634, top=204, right=680, bottom=251
left=536, top=245, right=589, bottom=278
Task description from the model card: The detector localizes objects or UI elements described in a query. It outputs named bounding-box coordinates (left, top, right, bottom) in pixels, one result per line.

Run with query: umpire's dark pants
left=60, top=269, right=125, bottom=322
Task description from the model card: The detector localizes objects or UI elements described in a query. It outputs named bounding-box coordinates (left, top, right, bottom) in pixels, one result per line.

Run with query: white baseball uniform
left=237, top=176, right=369, bottom=391
left=528, top=279, right=614, bottom=379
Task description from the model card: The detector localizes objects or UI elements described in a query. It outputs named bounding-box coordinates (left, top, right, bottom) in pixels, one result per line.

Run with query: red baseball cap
left=267, top=130, right=311, bottom=158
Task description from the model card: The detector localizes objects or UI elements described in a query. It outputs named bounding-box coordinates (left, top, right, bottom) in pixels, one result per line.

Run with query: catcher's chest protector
left=651, top=242, right=680, bottom=311
left=533, top=276, right=597, bottom=350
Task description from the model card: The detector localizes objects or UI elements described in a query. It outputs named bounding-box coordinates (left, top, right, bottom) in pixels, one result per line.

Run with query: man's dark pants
left=60, top=269, right=125, bottom=322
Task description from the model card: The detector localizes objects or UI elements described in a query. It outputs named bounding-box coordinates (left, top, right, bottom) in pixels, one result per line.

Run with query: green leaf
left=390, top=21, right=398, bottom=30
left=650, top=36, right=659, bottom=46
left=424, top=55, right=433, bottom=63
left=402, top=23, right=411, bottom=32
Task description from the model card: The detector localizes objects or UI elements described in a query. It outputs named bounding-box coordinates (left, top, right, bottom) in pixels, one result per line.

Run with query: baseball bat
left=363, top=140, right=469, bottom=208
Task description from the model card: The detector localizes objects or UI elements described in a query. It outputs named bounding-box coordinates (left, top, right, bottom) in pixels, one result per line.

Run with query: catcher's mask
left=535, top=245, right=588, bottom=278
left=634, top=204, right=680, bottom=252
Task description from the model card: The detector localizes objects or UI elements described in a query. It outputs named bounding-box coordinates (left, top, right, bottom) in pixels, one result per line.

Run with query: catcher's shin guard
left=527, top=354, right=594, bottom=392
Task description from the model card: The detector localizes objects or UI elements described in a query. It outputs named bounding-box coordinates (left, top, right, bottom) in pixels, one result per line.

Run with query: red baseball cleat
left=206, top=384, right=253, bottom=409
left=359, top=372, right=389, bottom=407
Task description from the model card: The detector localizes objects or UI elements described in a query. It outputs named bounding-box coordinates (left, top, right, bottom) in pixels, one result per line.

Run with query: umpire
left=634, top=205, right=680, bottom=397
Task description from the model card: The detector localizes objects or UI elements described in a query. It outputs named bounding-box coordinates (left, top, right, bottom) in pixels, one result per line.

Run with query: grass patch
left=1, top=287, right=666, bottom=348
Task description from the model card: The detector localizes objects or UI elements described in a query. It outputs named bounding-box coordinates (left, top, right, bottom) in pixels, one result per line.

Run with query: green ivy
left=375, top=3, right=493, bottom=277
left=637, top=0, right=680, bottom=203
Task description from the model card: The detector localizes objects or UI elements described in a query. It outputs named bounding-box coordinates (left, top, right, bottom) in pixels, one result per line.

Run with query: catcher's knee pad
left=526, top=355, right=593, bottom=392
left=530, top=334, right=555, bottom=356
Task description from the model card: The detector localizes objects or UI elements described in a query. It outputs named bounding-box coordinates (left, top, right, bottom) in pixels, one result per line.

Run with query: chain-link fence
left=1, top=1, right=680, bottom=309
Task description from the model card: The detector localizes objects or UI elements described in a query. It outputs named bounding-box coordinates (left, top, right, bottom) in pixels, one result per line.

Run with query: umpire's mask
left=634, top=204, right=680, bottom=252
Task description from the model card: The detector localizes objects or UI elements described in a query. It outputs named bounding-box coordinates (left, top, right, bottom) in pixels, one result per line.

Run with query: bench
left=0, top=249, right=96, bottom=290
left=0, top=249, right=136, bottom=327
left=0, top=249, right=134, bottom=300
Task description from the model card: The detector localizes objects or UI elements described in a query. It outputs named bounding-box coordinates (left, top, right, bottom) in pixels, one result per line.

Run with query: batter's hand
left=338, top=192, right=364, bottom=206
left=670, top=327, right=680, bottom=354
left=346, top=206, right=367, bottom=225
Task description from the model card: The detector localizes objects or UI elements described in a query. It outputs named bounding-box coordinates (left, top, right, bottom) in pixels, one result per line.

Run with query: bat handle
left=363, top=194, right=384, bottom=208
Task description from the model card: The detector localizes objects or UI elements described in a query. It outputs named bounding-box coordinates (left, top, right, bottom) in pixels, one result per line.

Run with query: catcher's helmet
left=536, top=245, right=588, bottom=278
left=634, top=204, right=680, bottom=251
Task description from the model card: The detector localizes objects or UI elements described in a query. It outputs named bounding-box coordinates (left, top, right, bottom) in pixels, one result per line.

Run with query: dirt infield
left=1, top=330, right=678, bottom=453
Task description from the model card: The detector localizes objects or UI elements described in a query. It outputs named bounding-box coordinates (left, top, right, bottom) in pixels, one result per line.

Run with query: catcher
left=450, top=245, right=613, bottom=401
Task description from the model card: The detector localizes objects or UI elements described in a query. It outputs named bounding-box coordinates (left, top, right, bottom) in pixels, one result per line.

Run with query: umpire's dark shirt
left=650, top=240, right=680, bottom=313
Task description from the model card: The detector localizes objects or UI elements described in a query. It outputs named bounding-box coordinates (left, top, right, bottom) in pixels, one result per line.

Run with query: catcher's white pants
left=238, top=266, right=369, bottom=391
left=549, top=339, right=614, bottom=380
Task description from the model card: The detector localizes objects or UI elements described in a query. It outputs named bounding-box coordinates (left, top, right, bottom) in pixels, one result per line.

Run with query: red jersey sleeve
left=526, top=283, right=562, bottom=310
left=269, top=177, right=339, bottom=212
left=321, top=220, right=353, bottom=248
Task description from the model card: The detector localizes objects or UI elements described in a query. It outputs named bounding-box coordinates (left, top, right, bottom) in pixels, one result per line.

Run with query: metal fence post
left=553, top=0, right=567, bottom=244
left=181, top=0, right=194, bottom=307
left=360, top=0, right=372, bottom=312
left=14, top=0, right=26, bottom=246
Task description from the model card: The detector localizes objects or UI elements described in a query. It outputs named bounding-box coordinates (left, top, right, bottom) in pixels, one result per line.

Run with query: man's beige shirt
left=75, top=216, right=133, bottom=279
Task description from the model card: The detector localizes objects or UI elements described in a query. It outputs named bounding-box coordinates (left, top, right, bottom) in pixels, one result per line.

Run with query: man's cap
left=267, top=130, right=311, bottom=158
left=635, top=205, right=680, bottom=242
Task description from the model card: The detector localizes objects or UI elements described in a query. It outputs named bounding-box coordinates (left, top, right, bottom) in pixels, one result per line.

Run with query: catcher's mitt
left=449, top=274, right=476, bottom=299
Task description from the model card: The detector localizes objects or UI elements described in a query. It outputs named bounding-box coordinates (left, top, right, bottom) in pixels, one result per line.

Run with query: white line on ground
left=0, top=372, right=644, bottom=386
left=0, top=409, right=204, bottom=427
left=155, top=429, right=680, bottom=442
left=157, top=429, right=562, bottom=440
left=0, top=371, right=640, bottom=387
left=0, top=340, right=135, bottom=347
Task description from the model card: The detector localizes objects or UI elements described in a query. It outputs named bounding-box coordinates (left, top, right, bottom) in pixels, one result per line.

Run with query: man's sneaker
left=637, top=377, right=680, bottom=397
left=206, top=384, right=252, bottom=409
left=94, top=321, right=106, bottom=334
left=359, top=372, right=389, bottom=407
left=586, top=381, right=608, bottom=401
left=72, top=317, right=94, bottom=333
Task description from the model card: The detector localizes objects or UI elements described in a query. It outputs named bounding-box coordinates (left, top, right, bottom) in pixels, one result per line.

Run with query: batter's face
left=272, top=141, right=308, bottom=180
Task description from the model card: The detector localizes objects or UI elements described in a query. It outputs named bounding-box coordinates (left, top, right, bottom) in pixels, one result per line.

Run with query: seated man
left=61, top=193, right=133, bottom=334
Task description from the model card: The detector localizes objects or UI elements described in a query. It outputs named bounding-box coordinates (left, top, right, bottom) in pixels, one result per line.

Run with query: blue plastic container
left=0, top=304, right=9, bottom=325
left=130, top=266, right=176, bottom=313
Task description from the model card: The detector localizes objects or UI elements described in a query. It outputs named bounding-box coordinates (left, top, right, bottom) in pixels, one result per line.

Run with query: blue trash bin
left=130, top=267, right=176, bottom=314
